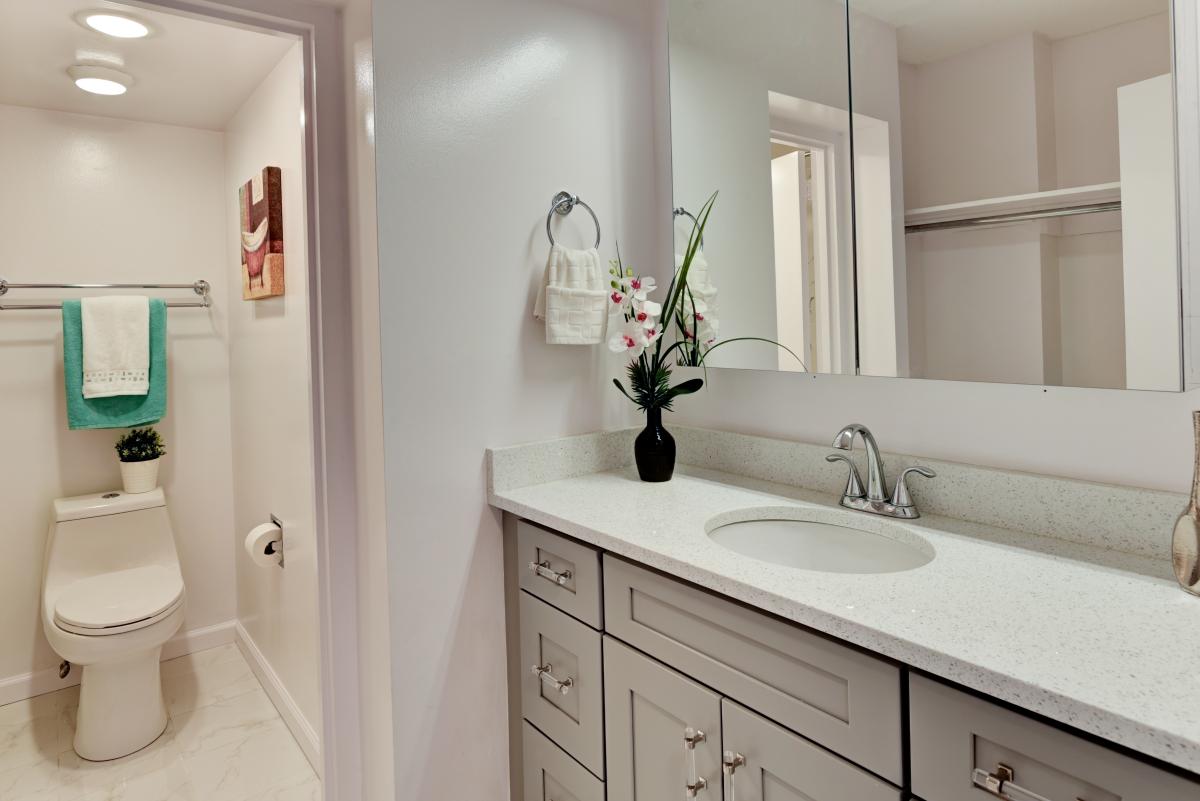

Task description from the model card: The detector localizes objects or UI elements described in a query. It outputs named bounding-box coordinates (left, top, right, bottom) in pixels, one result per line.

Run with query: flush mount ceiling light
left=74, top=10, right=152, bottom=39
left=68, top=64, right=133, bottom=96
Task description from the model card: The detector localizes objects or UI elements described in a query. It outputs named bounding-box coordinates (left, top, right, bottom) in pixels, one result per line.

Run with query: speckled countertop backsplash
left=489, top=425, right=1185, bottom=562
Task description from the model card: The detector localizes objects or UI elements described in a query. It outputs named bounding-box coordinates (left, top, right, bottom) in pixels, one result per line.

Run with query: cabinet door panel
left=721, top=700, right=902, bottom=801
left=604, top=637, right=721, bottom=801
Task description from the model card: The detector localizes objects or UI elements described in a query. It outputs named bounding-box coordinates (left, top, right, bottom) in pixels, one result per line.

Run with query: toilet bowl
left=41, top=488, right=186, bottom=761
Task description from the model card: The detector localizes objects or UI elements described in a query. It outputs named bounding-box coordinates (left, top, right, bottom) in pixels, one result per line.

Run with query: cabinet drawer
left=910, top=674, right=1200, bottom=801
left=723, top=699, right=902, bottom=801
left=522, top=721, right=605, bottom=801
left=603, top=556, right=902, bottom=783
left=518, top=520, right=603, bottom=628
left=520, top=592, right=605, bottom=778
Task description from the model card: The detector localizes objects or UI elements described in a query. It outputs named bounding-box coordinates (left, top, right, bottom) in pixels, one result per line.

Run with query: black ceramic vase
left=634, top=407, right=676, bottom=482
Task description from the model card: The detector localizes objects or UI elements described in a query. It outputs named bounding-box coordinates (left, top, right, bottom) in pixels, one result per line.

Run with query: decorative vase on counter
left=120, top=458, right=161, bottom=494
left=634, top=407, right=676, bottom=482
left=1173, top=411, right=1200, bottom=596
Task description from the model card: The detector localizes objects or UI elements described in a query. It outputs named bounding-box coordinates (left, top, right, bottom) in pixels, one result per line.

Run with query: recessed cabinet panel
left=518, top=520, right=603, bottom=628
left=722, top=700, right=902, bottom=801
left=604, top=637, right=722, bottom=801
left=520, top=592, right=605, bottom=777
left=522, top=721, right=605, bottom=801
left=910, top=674, right=1200, bottom=801
left=603, top=555, right=903, bottom=783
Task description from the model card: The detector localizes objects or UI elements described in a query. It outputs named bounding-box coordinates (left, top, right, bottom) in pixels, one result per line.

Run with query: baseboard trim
left=234, top=622, right=322, bottom=776
left=0, top=619, right=237, bottom=709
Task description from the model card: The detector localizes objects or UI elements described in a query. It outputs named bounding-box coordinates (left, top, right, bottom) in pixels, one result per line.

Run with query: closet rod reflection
left=904, top=201, right=1121, bottom=233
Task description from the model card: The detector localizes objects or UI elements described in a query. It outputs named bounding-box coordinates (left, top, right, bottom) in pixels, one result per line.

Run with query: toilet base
left=74, top=646, right=168, bottom=761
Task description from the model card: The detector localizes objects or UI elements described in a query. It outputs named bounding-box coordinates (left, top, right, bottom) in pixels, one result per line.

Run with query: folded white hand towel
left=81, top=295, right=151, bottom=398
left=534, top=244, right=609, bottom=345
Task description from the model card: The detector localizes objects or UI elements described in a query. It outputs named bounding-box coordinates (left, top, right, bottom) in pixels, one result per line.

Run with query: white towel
left=676, top=250, right=719, bottom=314
left=81, top=295, right=150, bottom=398
left=534, top=244, right=609, bottom=345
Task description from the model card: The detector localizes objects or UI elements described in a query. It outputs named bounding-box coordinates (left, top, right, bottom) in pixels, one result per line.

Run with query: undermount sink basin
left=707, top=507, right=934, bottom=574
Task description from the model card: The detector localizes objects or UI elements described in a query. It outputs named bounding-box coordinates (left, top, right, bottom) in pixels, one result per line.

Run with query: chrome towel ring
left=546, top=191, right=601, bottom=249
left=674, top=206, right=705, bottom=249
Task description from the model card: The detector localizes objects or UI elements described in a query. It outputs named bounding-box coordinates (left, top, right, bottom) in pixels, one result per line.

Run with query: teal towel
left=63, top=299, right=168, bottom=430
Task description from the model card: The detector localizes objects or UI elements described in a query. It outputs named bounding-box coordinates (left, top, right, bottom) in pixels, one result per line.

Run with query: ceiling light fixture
left=68, top=65, right=134, bottom=96
left=75, top=10, right=152, bottom=39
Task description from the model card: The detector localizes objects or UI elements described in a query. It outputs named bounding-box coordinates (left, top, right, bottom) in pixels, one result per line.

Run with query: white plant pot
left=120, top=458, right=161, bottom=494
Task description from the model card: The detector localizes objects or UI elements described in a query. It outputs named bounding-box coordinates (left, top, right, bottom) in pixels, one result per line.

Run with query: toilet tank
left=44, top=489, right=179, bottom=586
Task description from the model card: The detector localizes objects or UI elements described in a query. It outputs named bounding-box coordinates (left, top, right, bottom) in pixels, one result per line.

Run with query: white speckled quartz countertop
left=487, top=429, right=1200, bottom=775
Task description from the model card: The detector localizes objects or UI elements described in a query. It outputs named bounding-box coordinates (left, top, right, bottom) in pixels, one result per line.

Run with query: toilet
left=41, top=489, right=186, bottom=761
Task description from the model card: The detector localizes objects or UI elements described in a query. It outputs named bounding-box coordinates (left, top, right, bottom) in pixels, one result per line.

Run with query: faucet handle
left=826, top=454, right=866, bottom=500
left=892, top=466, right=936, bottom=509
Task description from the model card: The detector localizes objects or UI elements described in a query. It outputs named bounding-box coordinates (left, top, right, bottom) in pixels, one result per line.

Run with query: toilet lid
left=54, top=565, right=184, bottom=631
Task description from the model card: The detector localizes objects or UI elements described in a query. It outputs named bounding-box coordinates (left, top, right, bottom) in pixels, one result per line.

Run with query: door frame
left=127, top=1, right=362, bottom=798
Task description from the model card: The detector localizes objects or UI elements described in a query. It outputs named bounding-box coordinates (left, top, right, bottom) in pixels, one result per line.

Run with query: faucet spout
left=832, top=424, right=887, bottom=502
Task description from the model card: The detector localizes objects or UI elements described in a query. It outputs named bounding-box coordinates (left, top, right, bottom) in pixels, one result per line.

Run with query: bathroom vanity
left=490, top=428, right=1200, bottom=801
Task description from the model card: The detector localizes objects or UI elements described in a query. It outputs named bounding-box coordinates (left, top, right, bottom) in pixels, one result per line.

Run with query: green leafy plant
left=115, top=427, right=165, bottom=463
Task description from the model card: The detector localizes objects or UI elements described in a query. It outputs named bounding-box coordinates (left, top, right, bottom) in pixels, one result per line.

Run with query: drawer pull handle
left=723, top=752, right=746, bottom=801
left=530, top=663, right=574, bottom=695
left=683, top=728, right=707, bottom=798
left=973, top=764, right=1078, bottom=801
left=529, top=560, right=573, bottom=586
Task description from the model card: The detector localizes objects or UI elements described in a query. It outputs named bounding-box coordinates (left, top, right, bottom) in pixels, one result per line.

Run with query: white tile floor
left=0, top=644, right=320, bottom=801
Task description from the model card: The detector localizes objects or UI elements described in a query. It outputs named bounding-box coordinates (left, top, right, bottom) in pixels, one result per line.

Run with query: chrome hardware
left=971, top=764, right=1081, bottom=801
left=528, top=560, right=572, bottom=586
left=0, top=278, right=212, bottom=310
left=825, top=453, right=866, bottom=500
left=530, top=663, right=574, bottom=695
left=546, top=191, right=602, bottom=249
left=683, top=727, right=708, bottom=798
left=892, top=466, right=936, bottom=510
left=722, top=752, right=746, bottom=801
left=829, top=423, right=935, bottom=519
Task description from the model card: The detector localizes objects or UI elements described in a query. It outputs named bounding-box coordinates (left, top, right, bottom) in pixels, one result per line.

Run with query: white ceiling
left=0, top=0, right=296, bottom=130
left=852, top=0, right=1169, bottom=64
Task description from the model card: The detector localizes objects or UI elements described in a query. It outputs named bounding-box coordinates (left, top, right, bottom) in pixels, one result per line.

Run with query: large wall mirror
left=668, top=0, right=1186, bottom=390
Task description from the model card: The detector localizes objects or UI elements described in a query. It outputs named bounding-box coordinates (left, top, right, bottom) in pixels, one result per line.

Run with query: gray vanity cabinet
left=506, top=516, right=1200, bottom=801
left=603, top=637, right=722, bottom=801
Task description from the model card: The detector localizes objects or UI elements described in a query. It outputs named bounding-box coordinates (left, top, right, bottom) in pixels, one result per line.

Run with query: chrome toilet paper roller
left=244, top=515, right=284, bottom=567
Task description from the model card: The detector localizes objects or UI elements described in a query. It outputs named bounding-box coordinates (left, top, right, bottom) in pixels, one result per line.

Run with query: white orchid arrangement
left=609, top=192, right=803, bottom=412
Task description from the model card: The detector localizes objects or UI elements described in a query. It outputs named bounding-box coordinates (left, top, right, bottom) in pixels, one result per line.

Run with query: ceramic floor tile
left=0, top=709, right=65, bottom=772
left=178, top=718, right=314, bottom=801
left=57, top=725, right=179, bottom=796
left=170, top=690, right=280, bottom=753
left=0, top=646, right=318, bottom=801
left=159, top=644, right=244, bottom=679
left=0, top=753, right=63, bottom=800
left=162, top=656, right=260, bottom=717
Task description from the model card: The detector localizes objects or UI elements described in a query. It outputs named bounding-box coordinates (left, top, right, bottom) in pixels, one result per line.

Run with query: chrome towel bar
left=0, top=278, right=211, bottom=311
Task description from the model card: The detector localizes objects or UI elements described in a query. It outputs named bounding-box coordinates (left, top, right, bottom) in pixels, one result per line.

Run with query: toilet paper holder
left=266, top=514, right=284, bottom=567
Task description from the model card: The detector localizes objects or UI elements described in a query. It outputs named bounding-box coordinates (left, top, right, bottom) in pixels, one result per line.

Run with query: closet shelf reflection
left=904, top=182, right=1121, bottom=233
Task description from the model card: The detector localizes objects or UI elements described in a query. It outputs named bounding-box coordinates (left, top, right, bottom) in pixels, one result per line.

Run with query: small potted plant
left=115, top=427, right=166, bottom=494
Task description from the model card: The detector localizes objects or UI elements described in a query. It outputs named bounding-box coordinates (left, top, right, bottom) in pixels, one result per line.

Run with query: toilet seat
left=53, top=565, right=184, bottom=637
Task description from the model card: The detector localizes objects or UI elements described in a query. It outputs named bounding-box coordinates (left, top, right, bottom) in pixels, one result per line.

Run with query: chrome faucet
left=825, top=423, right=935, bottom=519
